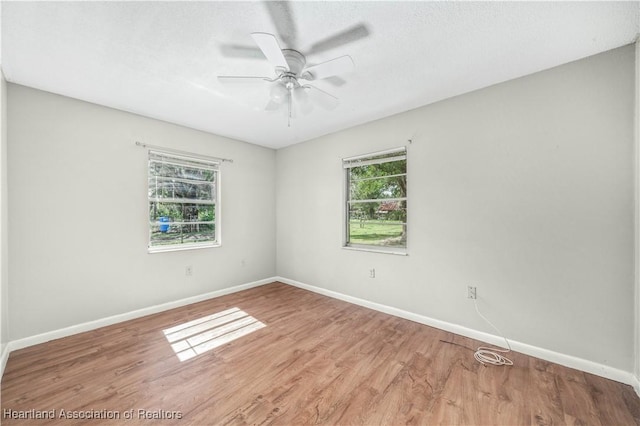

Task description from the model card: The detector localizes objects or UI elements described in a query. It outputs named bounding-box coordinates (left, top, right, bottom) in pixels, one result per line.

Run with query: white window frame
left=147, top=150, right=221, bottom=253
left=343, top=147, right=408, bottom=256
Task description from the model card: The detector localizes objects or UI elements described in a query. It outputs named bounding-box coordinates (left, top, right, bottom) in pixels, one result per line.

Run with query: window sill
left=342, top=245, right=408, bottom=256
left=148, top=243, right=220, bottom=254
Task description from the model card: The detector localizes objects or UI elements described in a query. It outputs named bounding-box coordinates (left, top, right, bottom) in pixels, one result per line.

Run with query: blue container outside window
left=159, top=217, right=170, bottom=233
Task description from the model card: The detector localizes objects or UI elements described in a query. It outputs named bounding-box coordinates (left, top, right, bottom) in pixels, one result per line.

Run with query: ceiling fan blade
left=251, top=32, right=289, bottom=70
left=307, top=24, right=370, bottom=55
left=302, top=56, right=354, bottom=81
left=304, top=85, right=339, bottom=111
left=218, top=75, right=273, bottom=82
left=219, top=44, right=264, bottom=59
left=264, top=1, right=297, bottom=47
left=323, top=76, right=347, bottom=87
left=217, top=76, right=274, bottom=84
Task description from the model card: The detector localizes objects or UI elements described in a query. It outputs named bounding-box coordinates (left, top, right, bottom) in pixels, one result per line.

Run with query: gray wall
left=7, top=84, right=276, bottom=340
left=0, top=71, right=7, bottom=354
left=635, top=39, right=639, bottom=383
left=276, top=45, right=635, bottom=371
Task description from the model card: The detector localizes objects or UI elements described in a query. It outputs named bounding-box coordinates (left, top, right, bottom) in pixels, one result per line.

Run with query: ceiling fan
left=218, top=32, right=355, bottom=126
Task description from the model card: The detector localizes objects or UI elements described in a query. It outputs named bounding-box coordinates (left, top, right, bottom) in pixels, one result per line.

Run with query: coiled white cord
left=473, top=299, right=513, bottom=367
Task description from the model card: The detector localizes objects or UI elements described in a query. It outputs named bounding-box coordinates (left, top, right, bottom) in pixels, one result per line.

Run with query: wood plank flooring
left=1, top=282, right=639, bottom=425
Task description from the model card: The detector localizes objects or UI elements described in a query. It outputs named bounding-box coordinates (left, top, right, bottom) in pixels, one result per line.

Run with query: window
left=148, top=151, right=219, bottom=252
left=344, top=147, right=407, bottom=252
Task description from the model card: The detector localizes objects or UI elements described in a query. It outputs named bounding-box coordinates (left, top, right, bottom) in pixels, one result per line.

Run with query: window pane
left=348, top=200, right=406, bottom=222
left=348, top=200, right=406, bottom=247
left=349, top=174, right=406, bottom=201
left=148, top=179, right=215, bottom=201
left=348, top=220, right=406, bottom=247
left=348, top=159, right=406, bottom=180
left=150, top=161, right=216, bottom=182
left=150, top=223, right=215, bottom=247
left=149, top=202, right=215, bottom=223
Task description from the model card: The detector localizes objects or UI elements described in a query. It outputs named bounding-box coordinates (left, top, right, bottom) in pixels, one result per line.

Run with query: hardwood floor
left=2, top=282, right=639, bottom=425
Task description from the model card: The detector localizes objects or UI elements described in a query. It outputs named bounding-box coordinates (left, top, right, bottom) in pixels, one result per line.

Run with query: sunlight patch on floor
left=163, top=307, right=265, bottom=361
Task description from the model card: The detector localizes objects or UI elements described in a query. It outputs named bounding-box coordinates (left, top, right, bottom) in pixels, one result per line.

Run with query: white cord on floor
left=473, top=299, right=513, bottom=367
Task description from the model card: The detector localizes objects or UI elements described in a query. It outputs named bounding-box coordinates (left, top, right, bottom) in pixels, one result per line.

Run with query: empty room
left=1, top=1, right=640, bottom=424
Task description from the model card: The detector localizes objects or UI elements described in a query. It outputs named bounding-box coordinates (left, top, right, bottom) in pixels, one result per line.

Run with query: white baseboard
left=5, top=277, right=277, bottom=358
left=0, top=342, right=9, bottom=381
left=276, top=276, right=638, bottom=388
left=634, top=376, right=640, bottom=398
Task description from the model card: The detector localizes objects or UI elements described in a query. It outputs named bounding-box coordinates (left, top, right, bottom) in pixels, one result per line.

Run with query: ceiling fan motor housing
left=282, top=49, right=306, bottom=76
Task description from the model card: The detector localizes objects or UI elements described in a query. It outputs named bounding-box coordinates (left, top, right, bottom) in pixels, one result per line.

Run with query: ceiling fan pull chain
left=288, top=88, right=293, bottom=127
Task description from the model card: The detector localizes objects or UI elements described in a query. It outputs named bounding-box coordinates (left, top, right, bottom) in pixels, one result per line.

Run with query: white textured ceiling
left=3, top=1, right=639, bottom=149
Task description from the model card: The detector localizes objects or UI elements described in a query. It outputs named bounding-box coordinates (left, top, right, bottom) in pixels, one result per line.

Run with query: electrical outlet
left=467, top=286, right=477, bottom=299
left=186, top=265, right=193, bottom=276
left=369, top=268, right=376, bottom=278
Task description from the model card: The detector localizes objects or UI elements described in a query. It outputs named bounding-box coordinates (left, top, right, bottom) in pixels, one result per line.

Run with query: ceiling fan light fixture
left=296, top=87, right=309, bottom=104
left=269, top=83, right=289, bottom=104
left=294, top=89, right=313, bottom=115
